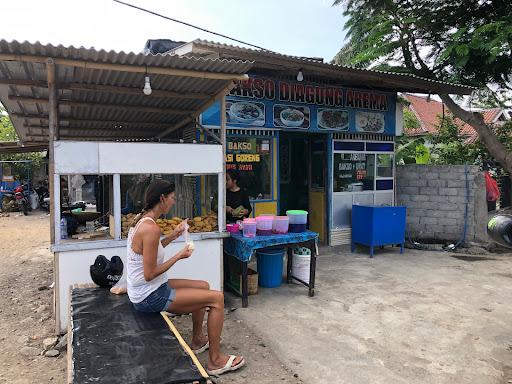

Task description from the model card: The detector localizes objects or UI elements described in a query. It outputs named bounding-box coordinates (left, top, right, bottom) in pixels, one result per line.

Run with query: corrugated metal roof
left=180, top=39, right=475, bottom=95
left=0, top=40, right=253, bottom=144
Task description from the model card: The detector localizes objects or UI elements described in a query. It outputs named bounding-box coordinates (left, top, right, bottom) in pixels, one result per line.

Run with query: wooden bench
left=68, top=286, right=210, bottom=384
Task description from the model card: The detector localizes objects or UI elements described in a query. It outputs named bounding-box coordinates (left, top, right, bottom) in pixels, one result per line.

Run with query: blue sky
left=2, top=0, right=347, bottom=62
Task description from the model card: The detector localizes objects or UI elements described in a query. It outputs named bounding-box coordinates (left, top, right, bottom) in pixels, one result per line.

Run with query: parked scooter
left=14, top=183, right=30, bottom=215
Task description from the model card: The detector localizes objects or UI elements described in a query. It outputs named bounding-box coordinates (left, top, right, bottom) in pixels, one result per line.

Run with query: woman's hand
left=173, top=219, right=188, bottom=238
left=179, top=243, right=194, bottom=259
left=226, top=206, right=233, bottom=214
left=162, top=219, right=189, bottom=247
left=242, top=209, right=249, bottom=216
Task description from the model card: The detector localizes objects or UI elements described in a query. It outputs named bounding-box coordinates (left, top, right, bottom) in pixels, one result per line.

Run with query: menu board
left=200, top=76, right=397, bottom=135
left=333, top=153, right=375, bottom=192
left=226, top=138, right=272, bottom=199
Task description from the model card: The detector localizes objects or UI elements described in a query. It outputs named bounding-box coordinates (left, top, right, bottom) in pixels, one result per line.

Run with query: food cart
left=0, top=40, right=252, bottom=332
left=51, top=141, right=229, bottom=331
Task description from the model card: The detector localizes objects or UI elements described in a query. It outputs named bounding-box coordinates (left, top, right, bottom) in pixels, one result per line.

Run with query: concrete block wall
left=396, top=165, right=487, bottom=244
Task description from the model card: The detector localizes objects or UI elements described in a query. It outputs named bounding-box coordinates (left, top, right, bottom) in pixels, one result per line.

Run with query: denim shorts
left=132, top=282, right=176, bottom=313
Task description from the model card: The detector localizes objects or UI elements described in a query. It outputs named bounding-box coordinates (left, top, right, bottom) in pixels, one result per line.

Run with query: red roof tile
left=403, top=95, right=506, bottom=143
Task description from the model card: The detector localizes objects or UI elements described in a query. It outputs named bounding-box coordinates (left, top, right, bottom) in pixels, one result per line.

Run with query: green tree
left=403, top=108, right=421, bottom=133
left=429, top=115, right=478, bottom=165
left=0, top=107, right=44, bottom=181
left=395, top=135, right=425, bottom=165
left=333, top=0, right=512, bottom=176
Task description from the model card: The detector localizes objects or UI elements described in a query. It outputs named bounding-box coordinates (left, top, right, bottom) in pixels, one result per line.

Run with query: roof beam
left=26, top=124, right=160, bottom=133
left=8, top=95, right=193, bottom=115
left=0, top=79, right=210, bottom=99
left=18, top=116, right=175, bottom=128
left=10, top=113, right=180, bottom=128
left=0, top=54, right=249, bottom=81
left=28, top=132, right=155, bottom=141
left=157, top=82, right=236, bottom=138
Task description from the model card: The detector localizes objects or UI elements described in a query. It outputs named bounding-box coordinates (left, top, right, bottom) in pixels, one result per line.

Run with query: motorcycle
left=14, top=183, right=30, bottom=215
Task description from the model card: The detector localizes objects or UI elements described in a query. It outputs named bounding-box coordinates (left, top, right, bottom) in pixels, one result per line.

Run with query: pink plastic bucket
left=256, top=216, right=274, bottom=236
left=242, top=219, right=257, bottom=238
left=272, top=216, right=289, bottom=234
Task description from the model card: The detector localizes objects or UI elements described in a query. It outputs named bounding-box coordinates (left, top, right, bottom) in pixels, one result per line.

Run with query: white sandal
left=207, top=355, right=245, bottom=376
left=191, top=341, right=209, bottom=354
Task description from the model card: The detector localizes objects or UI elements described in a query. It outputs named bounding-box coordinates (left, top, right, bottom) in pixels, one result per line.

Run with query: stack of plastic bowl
left=286, top=210, right=308, bottom=233
left=242, top=218, right=257, bottom=238
left=255, top=215, right=274, bottom=236
left=272, top=216, right=289, bottom=234
left=226, top=223, right=240, bottom=233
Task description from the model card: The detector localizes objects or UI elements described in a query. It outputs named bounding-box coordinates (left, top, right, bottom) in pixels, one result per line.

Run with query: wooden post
left=47, top=58, right=59, bottom=244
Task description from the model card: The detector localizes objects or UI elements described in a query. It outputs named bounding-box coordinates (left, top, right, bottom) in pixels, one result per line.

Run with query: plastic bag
left=110, top=270, right=127, bottom=295
left=485, top=171, right=500, bottom=202
left=29, top=191, right=39, bottom=210
left=183, top=221, right=194, bottom=251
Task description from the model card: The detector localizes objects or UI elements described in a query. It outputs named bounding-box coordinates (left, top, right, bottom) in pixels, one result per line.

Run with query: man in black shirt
left=226, top=169, right=252, bottom=223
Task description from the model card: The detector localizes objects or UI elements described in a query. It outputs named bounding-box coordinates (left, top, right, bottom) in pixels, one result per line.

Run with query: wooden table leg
left=308, top=240, right=316, bottom=297
left=286, top=247, right=293, bottom=284
left=241, top=259, right=248, bottom=308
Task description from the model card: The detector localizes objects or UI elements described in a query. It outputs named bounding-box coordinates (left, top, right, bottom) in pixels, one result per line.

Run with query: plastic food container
left=256, top=216, right=274, bottom=236
left=242, top=218, right=257, bottom=238
left=286, top=210, right=308, bottom=233
left=226, top=223, right=240, bottom=233
left=273, top=216, right=289, bottom=234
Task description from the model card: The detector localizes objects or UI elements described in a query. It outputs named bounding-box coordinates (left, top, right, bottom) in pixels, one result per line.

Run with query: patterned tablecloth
left=223, top=230, right=318, bottom=262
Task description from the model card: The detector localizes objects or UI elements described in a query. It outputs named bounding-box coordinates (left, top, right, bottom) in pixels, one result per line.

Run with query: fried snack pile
left=121, top=213, right=218, bottom=238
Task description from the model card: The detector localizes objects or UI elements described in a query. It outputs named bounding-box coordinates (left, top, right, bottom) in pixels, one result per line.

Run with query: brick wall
left=396, top=165, right=487, bottom=244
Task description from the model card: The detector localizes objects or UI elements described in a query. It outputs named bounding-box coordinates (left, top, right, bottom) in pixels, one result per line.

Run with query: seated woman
left=126, top=180, right=245, bottom=376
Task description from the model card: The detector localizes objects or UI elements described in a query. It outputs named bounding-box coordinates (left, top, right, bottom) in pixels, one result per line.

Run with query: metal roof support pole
left=46, top=58, right=59, bottom=244
left=218, top=95, right=226, bottom=233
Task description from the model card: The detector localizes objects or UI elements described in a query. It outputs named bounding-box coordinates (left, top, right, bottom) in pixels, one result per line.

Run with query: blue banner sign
left=200, top=77, right=397, bottom=135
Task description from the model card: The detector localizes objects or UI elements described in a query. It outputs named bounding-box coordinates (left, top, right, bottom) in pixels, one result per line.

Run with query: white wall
left=54, top=141, right=223, bottom=174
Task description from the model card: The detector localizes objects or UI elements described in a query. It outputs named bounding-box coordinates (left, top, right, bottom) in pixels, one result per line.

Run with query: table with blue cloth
left=223, top=230, right=318, bottom=307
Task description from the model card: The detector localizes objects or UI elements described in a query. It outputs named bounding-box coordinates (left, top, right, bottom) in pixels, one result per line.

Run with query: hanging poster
left=226, top=100, right=265, bottom=127
left=355, top=111, right=385, bottom=133
left=200, top=76, right=397, bottom=135
left=273, top=104, right=310, bottom=129
left=317, top=108, right=349, bottom=131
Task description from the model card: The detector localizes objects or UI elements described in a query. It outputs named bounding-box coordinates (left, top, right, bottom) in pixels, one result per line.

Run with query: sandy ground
left=0, top=214, right=302, bottom=384
left=0, top=213, right=64, bottom=384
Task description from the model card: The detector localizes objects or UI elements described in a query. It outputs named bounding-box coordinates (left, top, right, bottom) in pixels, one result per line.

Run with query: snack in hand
left=231, top=205, right=245, bottom=218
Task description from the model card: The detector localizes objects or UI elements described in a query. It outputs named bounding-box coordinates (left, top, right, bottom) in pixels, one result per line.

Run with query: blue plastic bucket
left=256, top=248, right=285, bottom=288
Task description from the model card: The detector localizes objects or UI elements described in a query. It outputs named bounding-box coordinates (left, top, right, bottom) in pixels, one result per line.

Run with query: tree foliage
left=0, top=107, right=45, bottom=181
left=403, top=108, right=421, bottom=132
left=429, top=115, right=478, bottom=165
left=333, top=0, right=512, bottom=175
left=333, top=0, right=512, bottom=87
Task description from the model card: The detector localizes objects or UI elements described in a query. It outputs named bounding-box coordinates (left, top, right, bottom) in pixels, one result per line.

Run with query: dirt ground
left=0, top=214, right=302, bottom=384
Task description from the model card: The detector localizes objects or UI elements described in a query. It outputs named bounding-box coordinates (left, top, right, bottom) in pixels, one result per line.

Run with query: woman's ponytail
left=128, top=179, right=175, bottom=227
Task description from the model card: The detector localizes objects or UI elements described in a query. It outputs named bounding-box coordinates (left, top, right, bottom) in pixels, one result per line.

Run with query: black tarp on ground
left=70, top=288, right=207, bottom=384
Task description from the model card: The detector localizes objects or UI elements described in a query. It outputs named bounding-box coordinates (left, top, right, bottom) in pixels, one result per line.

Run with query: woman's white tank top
left=126, top=217, right=167, bottom=303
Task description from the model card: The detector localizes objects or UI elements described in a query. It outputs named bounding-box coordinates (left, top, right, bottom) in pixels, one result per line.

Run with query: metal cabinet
left=351, top=205, right=406, bottom=257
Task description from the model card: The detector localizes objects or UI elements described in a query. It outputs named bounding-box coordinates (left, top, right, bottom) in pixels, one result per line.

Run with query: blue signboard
left=201, top=77, right=397, bottom=135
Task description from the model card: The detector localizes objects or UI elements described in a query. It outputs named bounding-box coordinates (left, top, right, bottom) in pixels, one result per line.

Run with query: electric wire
left=113, top=0, right=270, bottom=51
